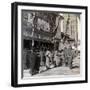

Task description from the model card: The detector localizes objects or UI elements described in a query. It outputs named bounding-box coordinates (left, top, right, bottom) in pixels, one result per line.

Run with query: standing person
left=45, top=48, right=51, bottom=69
left=48, top=49, right=55, bottom=68
left=64, top=41, right=73, bottom=69
left=54, top=49, right=60, bottom=67
left=50, top=50, right=54, bottom=66
left=39, top=48, right=44, bottom=66
left=28, top=48, right=36, bottom=76
left=39, top=48, right=45, bottom=73
left=34, top=51, right=40, bottom=73
left=68, top=42, right=73, bottom=69
left=63, top=43, right=68, bottom=66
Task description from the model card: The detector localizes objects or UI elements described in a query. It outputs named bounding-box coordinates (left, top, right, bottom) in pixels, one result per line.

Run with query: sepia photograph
left=11, top=2, right=88, bottom=87
left=22, top=11, right=80, bottom=78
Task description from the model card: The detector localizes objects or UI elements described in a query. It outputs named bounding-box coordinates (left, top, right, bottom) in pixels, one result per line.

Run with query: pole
left=31, top=13, right=35, bottom=49
left=76, top=15, right=78, bottom=48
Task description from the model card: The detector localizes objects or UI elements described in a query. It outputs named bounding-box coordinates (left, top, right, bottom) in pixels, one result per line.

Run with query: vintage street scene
left=21, top=10, right=80, bottom=78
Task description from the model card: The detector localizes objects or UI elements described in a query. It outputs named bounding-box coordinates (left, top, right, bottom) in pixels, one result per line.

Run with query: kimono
left=45, top=50, right=51, bottom=68
left=54, top=50, right=60, bottom=66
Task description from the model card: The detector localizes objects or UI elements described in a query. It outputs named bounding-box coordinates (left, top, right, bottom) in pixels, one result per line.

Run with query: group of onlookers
left=26, top=40, right=78, bottom=76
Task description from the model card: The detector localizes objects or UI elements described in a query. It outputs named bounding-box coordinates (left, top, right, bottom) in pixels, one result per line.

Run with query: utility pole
left=76, top=15, right=78, bottom=48
left=31, top=13, right=35, bottom=49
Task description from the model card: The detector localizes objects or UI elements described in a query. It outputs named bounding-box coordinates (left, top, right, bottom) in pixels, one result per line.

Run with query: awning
left=23, top=36, right=52, bottom=43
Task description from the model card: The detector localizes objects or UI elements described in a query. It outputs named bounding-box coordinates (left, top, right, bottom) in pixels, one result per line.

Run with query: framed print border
left=11, top=2, right=88, bottom=87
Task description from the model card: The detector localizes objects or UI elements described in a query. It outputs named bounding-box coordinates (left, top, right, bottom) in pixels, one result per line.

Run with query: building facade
left=63, top=13, right=80, bottom=42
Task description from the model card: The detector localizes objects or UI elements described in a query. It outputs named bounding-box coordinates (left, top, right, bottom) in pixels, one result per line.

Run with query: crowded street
left=21, top=10, right=81, bottom=78
left=23, top=54, right=80, bottom=78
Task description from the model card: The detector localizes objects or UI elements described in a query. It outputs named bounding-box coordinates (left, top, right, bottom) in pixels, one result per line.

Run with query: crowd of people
left=26, top=40, right=78, bottom=76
